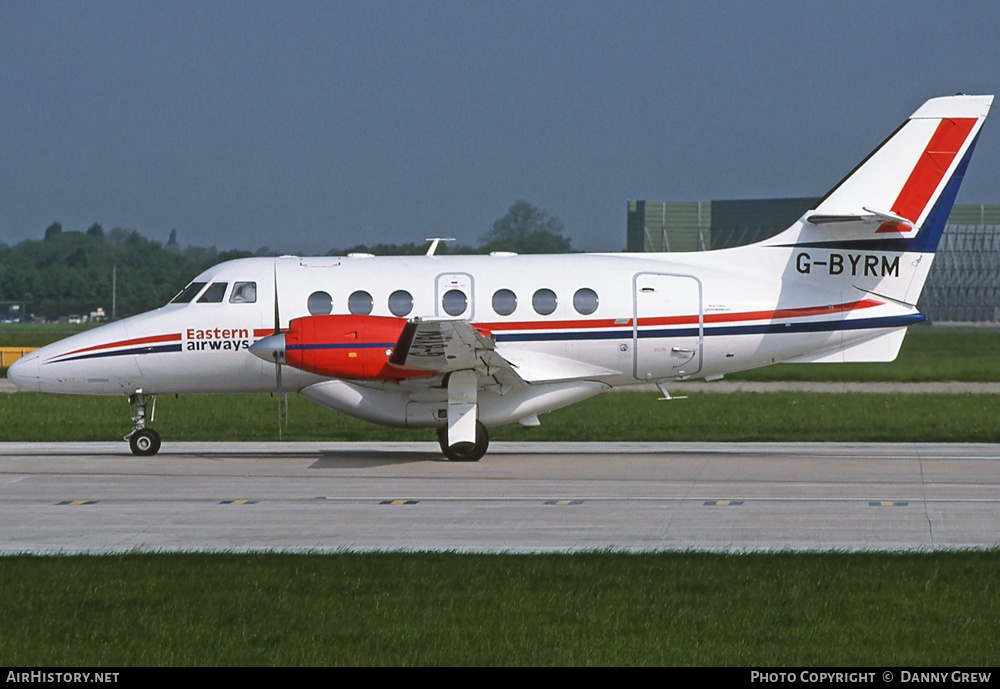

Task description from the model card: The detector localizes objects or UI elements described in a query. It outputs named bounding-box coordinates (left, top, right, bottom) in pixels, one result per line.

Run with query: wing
left=389, top=319, right=526, bottom=390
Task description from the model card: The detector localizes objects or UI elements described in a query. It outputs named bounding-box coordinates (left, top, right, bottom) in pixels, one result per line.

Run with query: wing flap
left=389, top=319, right=526, bottom=388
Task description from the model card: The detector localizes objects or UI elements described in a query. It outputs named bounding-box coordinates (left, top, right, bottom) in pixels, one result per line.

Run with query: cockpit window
left=197, top=282, right=228, bottom=303
left=170, top=282, right=207, bottom=304
left=230, top=282, right=257, bottom=304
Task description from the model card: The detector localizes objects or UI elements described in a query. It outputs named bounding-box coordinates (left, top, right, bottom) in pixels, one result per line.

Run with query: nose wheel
left=128, top=428, right=161, bottom=456
left=124, top=391, right=161, bottom=456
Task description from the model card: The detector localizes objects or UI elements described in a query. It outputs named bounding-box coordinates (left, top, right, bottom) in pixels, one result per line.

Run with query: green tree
left=107, top=227, right=132, bottom=245
left=330, top=242, right=436, bottom=256
left=65, top=246, right=88, bottom=268
left=43, top=222, right=63, bottom=241
left=481, top=201, right=572, bottom=254
left=165, top=229, right=180, bottom=254
left=86, top=223, right=104, bottom=239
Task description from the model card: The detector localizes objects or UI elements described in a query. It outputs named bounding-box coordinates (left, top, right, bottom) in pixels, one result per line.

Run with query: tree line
left=0, top=201, right=572, bottom=319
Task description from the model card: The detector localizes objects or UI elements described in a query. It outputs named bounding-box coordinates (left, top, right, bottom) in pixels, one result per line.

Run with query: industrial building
left=627, top=200, right=1000, bottom=323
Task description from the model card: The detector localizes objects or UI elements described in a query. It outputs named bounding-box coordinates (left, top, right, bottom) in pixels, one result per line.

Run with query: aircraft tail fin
left=765, top=94, right=992, bottom=305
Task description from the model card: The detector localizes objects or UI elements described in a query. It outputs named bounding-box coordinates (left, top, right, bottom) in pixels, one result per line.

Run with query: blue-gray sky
left=2, top=1, right=998, bottom=253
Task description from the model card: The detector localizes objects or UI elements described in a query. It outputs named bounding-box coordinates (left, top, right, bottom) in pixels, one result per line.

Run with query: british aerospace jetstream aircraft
left=8, top=94, right=993, bottom=460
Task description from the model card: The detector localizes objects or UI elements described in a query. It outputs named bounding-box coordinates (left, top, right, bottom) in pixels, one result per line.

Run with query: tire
left=129, top=428, right=161, bottom=457
left=437, top=421, right=489, bottom=462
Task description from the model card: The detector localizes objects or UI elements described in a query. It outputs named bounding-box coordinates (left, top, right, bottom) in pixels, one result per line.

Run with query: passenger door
left=632, top=272, right=703, bottom=380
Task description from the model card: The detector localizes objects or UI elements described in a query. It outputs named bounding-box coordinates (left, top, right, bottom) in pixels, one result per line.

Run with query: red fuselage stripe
left=477, top=298, right=882, bottom=332
left=59, top=300, right=884, bottom=359
left=55, top=332, right=181, bottom=359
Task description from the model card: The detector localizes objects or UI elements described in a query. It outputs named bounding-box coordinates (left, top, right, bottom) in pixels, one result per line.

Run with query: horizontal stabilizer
left=785, top=327, right=908, bottom=363
left=806, top=207, right=914, bottom=229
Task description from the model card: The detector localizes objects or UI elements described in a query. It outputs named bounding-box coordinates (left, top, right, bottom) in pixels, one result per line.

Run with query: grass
left=0, top=322, right=95, bottom=347
left=2, top=390, right=1000, bottom=443
left=1, top=552, right=998, bottom=666
left=731, top=324, right=1000, bottom=382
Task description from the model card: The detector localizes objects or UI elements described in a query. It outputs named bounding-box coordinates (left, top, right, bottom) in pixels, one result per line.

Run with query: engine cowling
left=284, top=314, right=431, bottom=380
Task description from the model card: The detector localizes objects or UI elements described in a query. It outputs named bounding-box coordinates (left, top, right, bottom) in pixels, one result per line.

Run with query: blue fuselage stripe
left=44, top=315, right=922, bottom=363
left=287, top=342, right=395, bottom=351
left=493, top=314, right=923, bottom=343
left=50, top=343, right=183, bottom=363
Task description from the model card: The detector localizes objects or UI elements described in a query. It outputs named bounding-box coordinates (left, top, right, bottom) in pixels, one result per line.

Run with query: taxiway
left=1, top=441, right=998, bottom=553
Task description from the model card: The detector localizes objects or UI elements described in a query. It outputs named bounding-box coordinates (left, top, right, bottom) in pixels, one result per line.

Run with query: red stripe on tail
left=876, top=117, right=976, bottom=233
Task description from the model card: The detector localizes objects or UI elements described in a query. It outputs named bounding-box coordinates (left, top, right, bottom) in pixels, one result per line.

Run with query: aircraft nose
left=249, top=333, right=286, bottom=365
left=6, top=352, right=40, bottom=391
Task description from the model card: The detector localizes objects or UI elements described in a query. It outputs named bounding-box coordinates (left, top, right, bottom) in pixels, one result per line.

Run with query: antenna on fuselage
left=424, top=237, right=455, bottom=256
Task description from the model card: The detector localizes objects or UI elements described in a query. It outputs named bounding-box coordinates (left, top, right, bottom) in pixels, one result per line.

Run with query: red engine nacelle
left=284, top=314, right=431, bottom=381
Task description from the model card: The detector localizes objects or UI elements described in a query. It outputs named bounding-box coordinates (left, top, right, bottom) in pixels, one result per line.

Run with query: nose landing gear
left=124, top=391, right=161, bottom=456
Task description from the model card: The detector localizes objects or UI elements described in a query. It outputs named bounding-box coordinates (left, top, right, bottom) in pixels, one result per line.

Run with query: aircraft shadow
left=310, top=449, right=448, bottom=468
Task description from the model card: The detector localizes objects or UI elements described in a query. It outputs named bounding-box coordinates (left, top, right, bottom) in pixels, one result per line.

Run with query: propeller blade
left=273, top=261, right=281, bottom=335
left=273, top=262, right=283, bottom=397
left=273, top=260, right=286, bottom=438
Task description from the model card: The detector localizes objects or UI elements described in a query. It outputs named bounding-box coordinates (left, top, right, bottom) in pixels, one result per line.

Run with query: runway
left=1, top=441, right=998, bottom=554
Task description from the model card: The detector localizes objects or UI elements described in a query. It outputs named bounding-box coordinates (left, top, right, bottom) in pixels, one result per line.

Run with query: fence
left=0, top=347, right=37, bottom=366
left=920, top=225, right=1000, bottom=322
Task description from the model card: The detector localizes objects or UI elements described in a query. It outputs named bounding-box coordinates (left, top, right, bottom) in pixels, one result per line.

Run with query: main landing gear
left=435, top=370, right=489, bottom=461
left=437, top=420, right=489, bottom=462
left=124, top=391, right=161, bottom=456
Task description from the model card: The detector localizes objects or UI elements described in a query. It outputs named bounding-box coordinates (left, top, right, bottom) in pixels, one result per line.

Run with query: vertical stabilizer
left=766, top=94, right=992, bottom=305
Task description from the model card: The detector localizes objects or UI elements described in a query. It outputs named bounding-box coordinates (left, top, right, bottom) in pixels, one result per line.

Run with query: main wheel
left=437, top=421, right=489, bottom=462
left=129, top=428, right=161, bottom=457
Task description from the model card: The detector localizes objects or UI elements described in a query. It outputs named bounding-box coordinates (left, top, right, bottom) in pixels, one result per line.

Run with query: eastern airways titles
left=185, top=328, right=252, bottom=351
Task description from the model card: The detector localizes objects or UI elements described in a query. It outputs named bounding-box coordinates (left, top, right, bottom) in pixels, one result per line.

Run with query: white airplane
left=8, top=94, right=993, bottom=460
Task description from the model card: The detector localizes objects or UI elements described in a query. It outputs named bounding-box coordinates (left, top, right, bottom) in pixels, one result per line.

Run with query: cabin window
left=308, top=291, right=333, bottom=315
left=230, top=282, right=257, bottom=304
left=532, top=288, right=557, bottom=315
left=492, top=289, right=517, bottom=316
left=197, top=282, right=228, bottom=303
left=348, top=290, right=373, bottom=315
left=170, top=282, right=206, bottom=304
left=573, top=288, right=599, bottom=315
left=388, top=290, right=413, bottom=317
left=442, top=289, right=467, bottom=316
